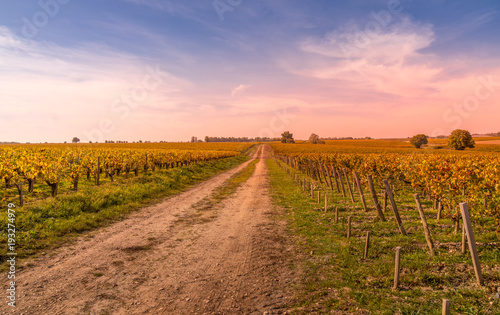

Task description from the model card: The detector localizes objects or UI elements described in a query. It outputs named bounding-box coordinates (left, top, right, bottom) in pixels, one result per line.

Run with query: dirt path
left=3, top=145, right=294, bottom=315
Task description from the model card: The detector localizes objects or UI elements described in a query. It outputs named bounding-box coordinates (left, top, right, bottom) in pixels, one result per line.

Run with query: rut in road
left=4, top=144, right=295, bottom=315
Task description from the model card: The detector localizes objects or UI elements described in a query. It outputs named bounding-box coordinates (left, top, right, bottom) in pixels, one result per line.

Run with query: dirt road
left=3, top=145, right=294, bottom=315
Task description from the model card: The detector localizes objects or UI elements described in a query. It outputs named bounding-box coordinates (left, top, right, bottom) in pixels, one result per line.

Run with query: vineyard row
left=0, top=147, right=242, bottom=206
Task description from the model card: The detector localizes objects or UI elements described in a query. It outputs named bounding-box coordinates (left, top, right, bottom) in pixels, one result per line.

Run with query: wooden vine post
left=383, top=179, right=406, bottom=235
left=337, top=167, right=346, bottom=197
left=367, top=175, right=386, bottom=221
left=363, top=231, right=370, bottom=259
left=323, top=164, right=334, bottom=191
left=393, top=247, right=401, bottom=290
left=316, top=162, right=325, bottom=184
left=324, top=193, right=328, bottom=213
left=321, top=164, right=333, bottom=190
left=330, top=164, right=341, bottom=193
left=442, top=299, right=450, bottom=315
left=383, top=189, right=388, bottom=212
left=353, top=171, right=368, bottom=212
left=414, top=194, right=434, bottom=256
left=347, top=216, right=351, bottom=239
left=343, top=169, right=356, bottom=203
left=460, top=202, right=484, bottom=286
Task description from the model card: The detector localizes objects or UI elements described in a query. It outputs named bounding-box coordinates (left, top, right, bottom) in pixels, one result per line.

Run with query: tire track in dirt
left=2, top=145, right=294, bottom=314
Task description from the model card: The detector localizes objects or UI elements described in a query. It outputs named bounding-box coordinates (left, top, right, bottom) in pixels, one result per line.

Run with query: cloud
left=0, top=26, right=191, bottom=142
left=231, top=84, right=251, bottom=96
left=300, top=17, right=434, bottom=63
left=286, top=17, right=443, bottom=98
left=0, top=26, right=306, bottom=141
left=268, top=15, right=500, bottom=137
left=0, top=27, right=25, bottom=50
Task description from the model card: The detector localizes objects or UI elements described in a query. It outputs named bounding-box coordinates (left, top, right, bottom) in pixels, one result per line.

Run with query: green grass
left=0, top=154, right=250, bottom=271
left=184, top=159, right=259, bottom=225
left=266, top=158, right=500, bottom=314
left=210, top=159, right=258, bottom=203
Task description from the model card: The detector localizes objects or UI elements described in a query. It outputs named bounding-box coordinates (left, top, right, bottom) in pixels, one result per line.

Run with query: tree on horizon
left=448, top=129, right=475, bottom=150
left=308, top=133, right=325, bottom=144
left=410, top=134, right=428, bottom=148
left=281, top=131, right=295, bottom=143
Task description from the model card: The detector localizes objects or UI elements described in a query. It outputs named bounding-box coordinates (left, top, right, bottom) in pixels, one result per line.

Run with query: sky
left=1, top=0, right=500, bottom=143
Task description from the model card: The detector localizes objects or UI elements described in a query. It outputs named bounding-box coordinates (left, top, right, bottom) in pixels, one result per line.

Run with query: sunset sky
left=1, top=0, right=500, bottom=143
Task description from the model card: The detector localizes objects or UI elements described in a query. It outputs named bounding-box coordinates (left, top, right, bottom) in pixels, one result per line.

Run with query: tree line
left=204, top=136, right=280, bottom=143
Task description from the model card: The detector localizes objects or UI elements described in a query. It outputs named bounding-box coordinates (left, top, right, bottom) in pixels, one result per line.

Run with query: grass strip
left=188, top=158, right=259, bottom=223
left=210, top=159, right=258, bottom=203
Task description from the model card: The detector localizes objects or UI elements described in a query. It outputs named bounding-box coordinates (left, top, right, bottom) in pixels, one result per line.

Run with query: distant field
left=476, top=140, right=500, bottom=145
left=1, top=142, right=255, bottom=152
left=308, top=137, right=500, bottom=152
left=474, top=136, right=500, bottom=141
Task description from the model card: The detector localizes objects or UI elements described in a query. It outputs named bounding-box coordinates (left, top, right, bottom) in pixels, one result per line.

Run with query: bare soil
left=3, top=145, right=295, bottom=315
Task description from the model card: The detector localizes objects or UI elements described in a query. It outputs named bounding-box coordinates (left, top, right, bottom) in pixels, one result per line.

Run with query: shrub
left=281, top=131, right=295, bottom=144
left=309, top=133, right=325, bottom=144
left=410, top=134, right=428, bottom=148
left=448, top=129, right=475, bottom=150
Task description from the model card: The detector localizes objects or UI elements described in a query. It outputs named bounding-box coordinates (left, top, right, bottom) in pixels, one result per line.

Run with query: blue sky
left=1, top=0, right=500, bottom=142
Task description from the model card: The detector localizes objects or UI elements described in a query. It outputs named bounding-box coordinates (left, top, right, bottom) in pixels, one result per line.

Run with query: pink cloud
left=231, top=84, right=251, bottom=96
left=270, top=17, right=500, bottom=137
